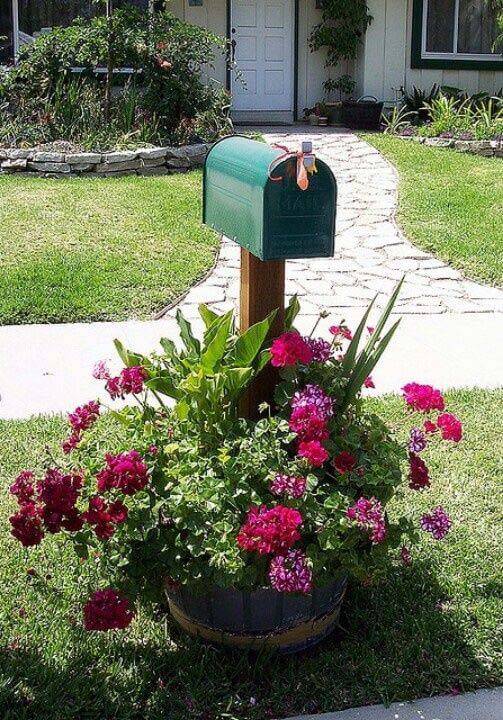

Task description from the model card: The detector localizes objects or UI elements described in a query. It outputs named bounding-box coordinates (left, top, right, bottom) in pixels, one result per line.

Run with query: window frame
left=411, top=0, right=503, bottom=70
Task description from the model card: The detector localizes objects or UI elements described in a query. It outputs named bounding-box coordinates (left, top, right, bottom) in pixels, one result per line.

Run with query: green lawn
left=362, top=135, right=503, bottom=286
left=0, top=389, right=501, bottom=719
left=0, top=172, right=218, bottom=325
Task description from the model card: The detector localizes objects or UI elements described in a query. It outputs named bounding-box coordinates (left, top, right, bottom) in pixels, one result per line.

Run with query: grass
left=362, top=134, right=503, bottom=286
left=0, top=172, right=218, bottom=325
left=0, top=389, right=501, bottom=719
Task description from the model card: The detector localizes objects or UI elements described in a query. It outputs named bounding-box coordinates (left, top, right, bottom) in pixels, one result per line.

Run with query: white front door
left=231, top=0, right=294, bottom=114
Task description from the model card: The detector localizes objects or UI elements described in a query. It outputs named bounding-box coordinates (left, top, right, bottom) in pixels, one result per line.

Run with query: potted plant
left=304, top=102, right=329, bottom=126
left=9, top=285, right=462, bottom=652
left=324, top=74, right=356, bottom=125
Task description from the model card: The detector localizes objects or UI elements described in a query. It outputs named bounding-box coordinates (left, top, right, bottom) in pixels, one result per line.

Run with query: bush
left=0, top=8, right=231, bottom=149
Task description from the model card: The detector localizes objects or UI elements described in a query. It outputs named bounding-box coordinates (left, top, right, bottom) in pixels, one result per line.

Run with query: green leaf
left=203, top=309, right=234, bottom=348
left=113, top=339, right=145, bottom=368
left=201, top=312, right=233, bottom=371
left=176, top=309, right=201, bottom=355
left=198, top=304, right=220, bottom=329
left=230, top=310, right=277, bottom=367
left=224, top=367, right=254, bottom=399
left=159, top=337, right=177, bottom=358
left=285, top=294, right=300, bottom=330
left=146, top=376, right=180, bottom=400
left=341, top=296, right=377, bottom=373
left=175, top=399, right=189, bottom=420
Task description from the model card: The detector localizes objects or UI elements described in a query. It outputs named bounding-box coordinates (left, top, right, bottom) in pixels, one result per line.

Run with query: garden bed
left=398, top=135, right=502, bottom=158
left=0, top=142, right=211, bottom=178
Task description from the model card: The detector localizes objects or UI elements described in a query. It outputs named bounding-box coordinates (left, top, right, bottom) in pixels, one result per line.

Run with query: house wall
left=169, top=0, right=349, bottom=118
left=357, top=0, right=503, bottom=103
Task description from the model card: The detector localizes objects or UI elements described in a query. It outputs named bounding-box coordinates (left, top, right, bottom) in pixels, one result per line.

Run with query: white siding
left=358, top=0, right=503, bottom=102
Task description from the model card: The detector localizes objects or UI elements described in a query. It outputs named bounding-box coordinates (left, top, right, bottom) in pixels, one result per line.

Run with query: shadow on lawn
left=0, top=560, right=498, bottom=720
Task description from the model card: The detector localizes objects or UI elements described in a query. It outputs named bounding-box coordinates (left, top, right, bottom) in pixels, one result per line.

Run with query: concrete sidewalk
left=0, top=310, right=501, bottom=419
left=286, top=687, right=503, bottom=720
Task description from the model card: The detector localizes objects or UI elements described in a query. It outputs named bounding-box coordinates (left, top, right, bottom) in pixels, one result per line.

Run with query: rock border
left=398, top=134, right=502, bottom=158
left=0, top=143, right=211, bottom=178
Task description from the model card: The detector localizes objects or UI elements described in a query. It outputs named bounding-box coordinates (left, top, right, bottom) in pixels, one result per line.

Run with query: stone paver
left=163, top=126, right=503, bottom=322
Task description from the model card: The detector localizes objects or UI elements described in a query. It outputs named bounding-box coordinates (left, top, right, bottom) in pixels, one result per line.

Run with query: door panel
left=231, top=0, right=294, bottom=112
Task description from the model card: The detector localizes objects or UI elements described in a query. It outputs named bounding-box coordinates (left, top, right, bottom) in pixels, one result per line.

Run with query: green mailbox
left=203, top=136, right=336, bottom=261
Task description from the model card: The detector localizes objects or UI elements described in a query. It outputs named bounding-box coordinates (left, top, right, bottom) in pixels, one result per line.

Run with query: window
left=412, top=0, right=502, bottom=68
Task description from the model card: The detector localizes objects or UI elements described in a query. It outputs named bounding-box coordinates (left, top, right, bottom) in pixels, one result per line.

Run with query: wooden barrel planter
left=165, top=576, right=348, bottom=654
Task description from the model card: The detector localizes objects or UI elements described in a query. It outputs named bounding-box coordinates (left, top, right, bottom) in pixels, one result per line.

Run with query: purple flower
left=291, top=384, right=333, bottom=420
left=270, top=474, right=307, bottom=499
left=269, top=550, right=313, bottom=593
left=304, top=337, right=332, bottom=363
left=408, top=427, right=427, bottom=453
left=347, top=497, right=387, bottom=544
left=420, top=506, right=452, bottom=540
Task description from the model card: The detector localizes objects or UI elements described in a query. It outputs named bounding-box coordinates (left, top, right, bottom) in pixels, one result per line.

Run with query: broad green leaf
left=176, top=309, right=201, bottom=355
left=204, top=309, right=234, bottom=348
left=230, top=310, right=277, bottom=367
left=256, top=348, right=272, bottom=373
left=146, top=376, right=180, bottom=400
left=198, top=303, right=220, bottom=329
left=224, top=367, right=254, bottom=398
left=201, top=313, right=233, bottom=371
left=113, top=339, right=145, bottom=368
left=175, top=399, right=189, bottom=420
left=285, top=294, right=300, bottom=330
left=159, top=337, right=177, bottom=357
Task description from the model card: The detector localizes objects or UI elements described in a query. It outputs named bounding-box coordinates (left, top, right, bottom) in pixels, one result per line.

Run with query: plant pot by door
left=326, top=103, right=343, bottom=126
left=165, top=575, right=348, bottom=654
left=342, top=96, right=384, bottom=130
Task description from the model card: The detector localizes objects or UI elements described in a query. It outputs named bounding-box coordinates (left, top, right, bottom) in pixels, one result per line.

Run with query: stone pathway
left=163, top=126, right=503, bottom=322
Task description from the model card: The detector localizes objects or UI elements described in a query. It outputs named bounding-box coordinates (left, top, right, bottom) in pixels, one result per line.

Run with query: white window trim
left=421, top=0, right=502, bottom=62
left=12, top=0, right=19, bottom=59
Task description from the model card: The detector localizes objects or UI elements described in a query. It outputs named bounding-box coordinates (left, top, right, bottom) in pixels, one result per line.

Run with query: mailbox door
left=263, top=158, right=337, bottom=261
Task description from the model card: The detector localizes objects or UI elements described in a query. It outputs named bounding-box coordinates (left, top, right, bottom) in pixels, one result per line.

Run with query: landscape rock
left=67, top=152, right=102, bottom=164
left=137, top=147, right=168, bottom=160
left=1, top=158, right=27, bottom=171
left=103, top=150, right=138, bottom=163
left=99, top=159, right=141, bottom=172
left=5, top=148, right=33, bottom=160
left=32, top=151, right=66, bottom=163
left=27, top=161, right=71, bottom=173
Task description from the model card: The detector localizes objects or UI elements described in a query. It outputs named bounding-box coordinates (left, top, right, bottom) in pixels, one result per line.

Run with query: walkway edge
left=284, top=686, right=503, bottom=720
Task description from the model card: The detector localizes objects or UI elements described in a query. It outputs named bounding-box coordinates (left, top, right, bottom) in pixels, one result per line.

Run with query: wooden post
left=240, top=248, right=285, bottom=419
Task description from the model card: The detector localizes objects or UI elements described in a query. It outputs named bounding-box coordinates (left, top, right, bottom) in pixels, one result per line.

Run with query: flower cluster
left=329, top=325, right=352, bottom=341
left=436, top=413, right=463, bottom=442
left=62, top=400, right=100, bottom=454
left=106, top=366, right=149, bottom=400
left=9, top=468, right=84, bottom=546
left=347, top=497, right=387, bottom=544
left=402, top=383, right=445, bottom=412
left=420, top=506, right=452, bottom=540
left=237, top=505, right=302, bottom=555
left=289, top=384, right=333, bottom=467
left=268, top=550, right=313, bottom=593
left=270, top=332, right=313, bottom=368
left=270, top=474, right=307, bottom=499
left=408, top=427, right=427, bottom=453
left=291, top=384, right=334, bottom=418
left=83, top=496, right=128, bottom=540
left=408, top=452, right=430, bottom=490
left=333, top=451, right=357, bottom=475
left=83, top=589, right=135, bottom=631
left=305, top=337, right=332, bottom=363
left=97, top=451, right=149, bottom=496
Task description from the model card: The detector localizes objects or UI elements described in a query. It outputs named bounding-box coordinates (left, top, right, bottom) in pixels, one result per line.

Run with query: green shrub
left=0, top=8, right=231, bottom=148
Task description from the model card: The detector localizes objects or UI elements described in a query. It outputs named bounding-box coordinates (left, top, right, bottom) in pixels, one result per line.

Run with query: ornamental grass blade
left=341, top=296, right=377, bottom=374
left=176, top=309, right=201, bottom=355
left=285, top=294, right=300, bottom=330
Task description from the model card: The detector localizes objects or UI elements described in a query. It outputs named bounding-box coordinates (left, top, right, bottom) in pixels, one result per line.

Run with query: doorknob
left=230, top=38, right=237, bottom=62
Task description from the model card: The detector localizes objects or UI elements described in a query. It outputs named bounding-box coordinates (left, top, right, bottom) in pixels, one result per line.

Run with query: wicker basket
left=342, top=96, right=384, bottom=130
left=165, top=576, right=348, bottom=654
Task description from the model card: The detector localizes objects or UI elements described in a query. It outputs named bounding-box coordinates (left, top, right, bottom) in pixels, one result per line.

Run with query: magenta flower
left=289, top=404, right=329, bottom=442
left=437, top=413, right=463, bottom=442
left=10, top=471, right=35, bottom=504
left=269, top=550, right=313, bottom=593
left=304, top=337, right=332, bottom=363
left=83, top=589, right=135, bottom=631
left=291, top=384, right=333, bottom=419
left=106, top=366, right=148, bottom=400
left=270, top=332, right=313, bottom=368
left=329, top=325, right=352, bottom=340
left=402, top=382, right=445, bottom=413
left=297, top=439, right=329, bottom=467
left=237, top=505, right=303, bottom=555
left=97, top=450, right=149, bottom=496
left=420, top=506, right=452, bottom=540
left=364, top=376, right=375, bottom=389
left=270, top=474, right=307, bottom=499
left=347, top=497, right=387, bottom=544
left=92, top=360, right=110, bottom=380
left=68, top=401, right=100, bottom=434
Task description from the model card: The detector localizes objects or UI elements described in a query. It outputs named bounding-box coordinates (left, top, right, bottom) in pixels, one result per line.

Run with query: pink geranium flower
left=270, top=332, right=313, bottom=368
left=347, top=497, right=387, bottom=544
left=437, top=413, right=463, bottom=442
left=269, top=550, right=313, bottom=593
left=270, top=474, right=307, bottom=499
left=420, top=506, right=452, bottom=540
left=237, top=505, right=303, bottom=555
left=96, top=450, right=149, bottom=496
left=402, top=382, right=445, bottom=412
left=297, top=439, right=329, bottom=467
left=408, top=452, right=430, bottom=490
left=329, top=325, right=352, bottom=340
left=83, top=589, right=135, bottom=631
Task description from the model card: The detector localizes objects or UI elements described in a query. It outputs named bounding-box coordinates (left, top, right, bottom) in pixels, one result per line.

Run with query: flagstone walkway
left=162, top=126, right=503, bottom=321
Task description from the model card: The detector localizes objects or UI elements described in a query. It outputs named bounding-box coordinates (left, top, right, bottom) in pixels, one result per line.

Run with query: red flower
left=9, top=503, right=44, bottom=547
left=437, top=413, right=462, bottom=442
left=364, top=376, right=375, bottom=389
left=270, top=332, right=313, bottom=368
left=289, top=404, right=329, bottom=442
left=329, top=325, right=352, bottom=340
left=96, top=450, right=149, bottom=496
left=402, top=383, right=445, bottom=413
left=37, top=469, right=83, bottom=533
left=424, top=419, right=437, bottom=434
left=297, top=439, right=329, bottom=467
left=106, top=366, right=148, bottom=400
left=333, top=451, right=357, bottom=475
left=237, top=505, right=302, bottom=555
left=83, top=589, right=135, bottom=631
left=84, top=496, right=128, bottom=540
left=68, top=401, right=100, bottom=434
left=408, top=452, right=430, bottom=490
left=10, top=471, right=35, bottom=504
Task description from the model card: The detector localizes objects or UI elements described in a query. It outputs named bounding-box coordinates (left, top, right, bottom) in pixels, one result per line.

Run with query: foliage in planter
left=0, top=8, right=231, bottom=149
left=7, top=287, right=462, bottom=632
left=309, top=0, right=372, bottom=69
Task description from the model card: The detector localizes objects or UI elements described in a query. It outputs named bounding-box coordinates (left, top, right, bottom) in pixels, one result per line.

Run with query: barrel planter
left=342, top=97, right=384, bottom=131
left=165, top=575, right=348, bottom=653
